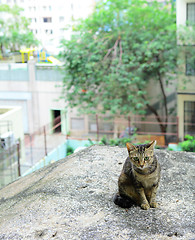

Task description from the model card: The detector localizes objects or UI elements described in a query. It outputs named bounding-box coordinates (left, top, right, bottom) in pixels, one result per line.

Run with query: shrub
left=66, top=146, right=74, bottom=155
left=99, top=136, right=134, bottom=147
left=99, top=136, right=161, bottom=149
left=179, top=135, right=195, bottom=152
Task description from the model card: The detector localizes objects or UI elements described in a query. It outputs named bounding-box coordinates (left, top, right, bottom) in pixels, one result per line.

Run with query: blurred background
left=0, top=0, right=194, bottom=187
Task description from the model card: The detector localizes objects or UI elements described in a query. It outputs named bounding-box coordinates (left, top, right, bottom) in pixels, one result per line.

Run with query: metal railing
left=0, top=142, right=20, bottom=188
left=83, top=114, right=179, bottom=145
left=24, top=116, right=66, bottom=169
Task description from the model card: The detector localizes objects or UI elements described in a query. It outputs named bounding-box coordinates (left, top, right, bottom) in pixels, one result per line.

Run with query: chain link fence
left=0, top=142, right=20, bottom=188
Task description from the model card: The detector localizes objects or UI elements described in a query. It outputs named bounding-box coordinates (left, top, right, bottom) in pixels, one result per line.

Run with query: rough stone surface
left=0, top=145, right=194, bottom=240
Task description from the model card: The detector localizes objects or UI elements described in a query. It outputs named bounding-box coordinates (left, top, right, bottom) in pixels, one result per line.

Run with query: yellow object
left=47, top=56, right=62, bottom=65
left=40, top=51, right=46, bottom=61
left=20, top=48, right=36, bottom=63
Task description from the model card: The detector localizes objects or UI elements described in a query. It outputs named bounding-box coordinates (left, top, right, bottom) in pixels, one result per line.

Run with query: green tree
left=60, top=0, right=178, bottom=135
left=0, top=4, right=38, bottom=55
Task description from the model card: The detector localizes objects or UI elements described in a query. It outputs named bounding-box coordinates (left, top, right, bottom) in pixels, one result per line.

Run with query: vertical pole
left=96, top=114, right=99, bottom=141
left=128, top=116, right=131, bottom=136
left=7, top=120, right=10, bottom=132
left=176, top=116, right=179, bottom=143
left=21, top=53, right=24, bottom=63
left=65, top=111, right=69, bottom=140
left=17, top=142, right=21, bottom=177
left=44, top=126, right=47, bottom=156
left=30, top=135, right=33, bottom=166
left=37, top=50, right=40, bottom=62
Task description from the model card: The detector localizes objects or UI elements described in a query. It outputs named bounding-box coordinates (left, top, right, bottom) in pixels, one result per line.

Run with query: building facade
left=0, top=106, right=25, bottom=187
left=0, top=61, right=67, bottom=134
left=177, top=0, right=195, bottom=140
left=0, top=0, right=95, bottom=54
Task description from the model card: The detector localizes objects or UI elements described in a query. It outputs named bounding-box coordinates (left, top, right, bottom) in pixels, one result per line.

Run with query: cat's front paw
left=141, top=203, right=150, bottom=210
left=150, top=201, right=158, bottom=208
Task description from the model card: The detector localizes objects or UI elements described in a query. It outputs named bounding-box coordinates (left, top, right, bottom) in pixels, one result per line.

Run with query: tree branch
left=119, top=38, right=122, bottom=64
left=139, top=91, right=167, bottom=133
left=157, top=70, right=168, bottom=123
left=156, top=55, right=168, bottom=133
left=103, top=37, right=119, bottom=61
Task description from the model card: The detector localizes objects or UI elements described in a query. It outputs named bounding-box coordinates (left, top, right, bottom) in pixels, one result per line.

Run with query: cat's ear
left=147, top=140, right=156, bottom=150
left=126, top=142, right=137, bottom=152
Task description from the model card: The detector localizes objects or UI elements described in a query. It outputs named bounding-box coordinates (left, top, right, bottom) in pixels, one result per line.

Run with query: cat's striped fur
left=114, top=141, right=161, bottom=210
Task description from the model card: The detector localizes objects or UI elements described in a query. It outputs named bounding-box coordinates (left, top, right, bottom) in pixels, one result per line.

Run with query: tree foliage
left=60, top=0, right=178, bottom=133
left=0, top=4, right=38, bottom=55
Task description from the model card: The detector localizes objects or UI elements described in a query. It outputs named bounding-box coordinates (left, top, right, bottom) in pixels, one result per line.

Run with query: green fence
left=0, top=64, right=29, bottom=81
left=22, top=139, right=95, bottom=177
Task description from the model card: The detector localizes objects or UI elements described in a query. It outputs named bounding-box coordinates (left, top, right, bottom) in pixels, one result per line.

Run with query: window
left=71, top=118, right=85, bottom=130
left=60, top=28, right=65, bottom=35
left=59, top=16, right=64, bottom=22
left=186, top=53, right=195, bottom=76
left=31, top=18, right=37, bottom=23
left=45, top=29, right=53, bottom=34
left=52, top=110, right=61, bottom=133
left=184, top=101, right=195, bottom=137
left=187, top=3, right=195, bottom=25
left=88, top=115, right=114, bottom=133
left=43, top=17, right=52, bottom=23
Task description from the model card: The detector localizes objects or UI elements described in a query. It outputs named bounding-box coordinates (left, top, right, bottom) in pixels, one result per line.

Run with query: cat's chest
left=135, top=171, right=158, bottom=189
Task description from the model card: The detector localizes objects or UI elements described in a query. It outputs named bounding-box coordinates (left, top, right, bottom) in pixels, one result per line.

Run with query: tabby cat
left=114, top=141, right=161, bottom=210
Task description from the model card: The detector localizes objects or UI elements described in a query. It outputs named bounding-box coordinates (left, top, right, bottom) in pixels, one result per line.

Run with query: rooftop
left=0, top=145, right=194, bottom=239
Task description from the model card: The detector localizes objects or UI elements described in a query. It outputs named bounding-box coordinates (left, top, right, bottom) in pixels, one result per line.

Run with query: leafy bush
left=99, top=136, right=134, bottom=147
left=179, top=135, right=195, bottom=152
left=99, top=136, right=161, bottom=149
left=66, top=146, right=74, bottom=156
left=84, top=139, right=95, bottom=147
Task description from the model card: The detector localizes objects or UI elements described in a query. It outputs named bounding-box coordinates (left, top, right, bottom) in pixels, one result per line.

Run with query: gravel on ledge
left=0, top=145, right=194, bottom=240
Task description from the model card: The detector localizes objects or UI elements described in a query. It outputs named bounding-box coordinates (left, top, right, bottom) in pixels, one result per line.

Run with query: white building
left=176, top=0, right=195, bottom=140
left=1, top=0, right=95, bottom=54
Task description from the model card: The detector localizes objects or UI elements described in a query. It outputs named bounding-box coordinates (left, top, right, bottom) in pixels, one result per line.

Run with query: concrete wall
left=0, top=61, right=91, bottom=137
left=0, top=61, right=67, bottom=134
left=0, top=106, right=25, bottom=162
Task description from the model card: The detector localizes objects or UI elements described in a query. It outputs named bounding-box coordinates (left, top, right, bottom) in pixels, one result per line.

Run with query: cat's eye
left=133, top=157, right=139, bottom=161
left=144, top=156, right=149, bottom=161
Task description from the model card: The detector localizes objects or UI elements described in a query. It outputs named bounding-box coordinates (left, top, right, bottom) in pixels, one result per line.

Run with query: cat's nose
left=140, top=165, right=144, bottom=168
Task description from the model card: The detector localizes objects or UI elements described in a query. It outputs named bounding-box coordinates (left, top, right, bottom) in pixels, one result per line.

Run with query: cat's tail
left=113, top=193, right=134, bottom=208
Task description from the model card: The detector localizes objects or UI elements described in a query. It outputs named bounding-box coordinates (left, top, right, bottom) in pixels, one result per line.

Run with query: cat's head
left=126, top=141, right=156, bottom=169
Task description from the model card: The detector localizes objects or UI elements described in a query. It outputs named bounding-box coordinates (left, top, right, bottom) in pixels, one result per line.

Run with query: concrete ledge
left=0, top=145, right=194, bottom=239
